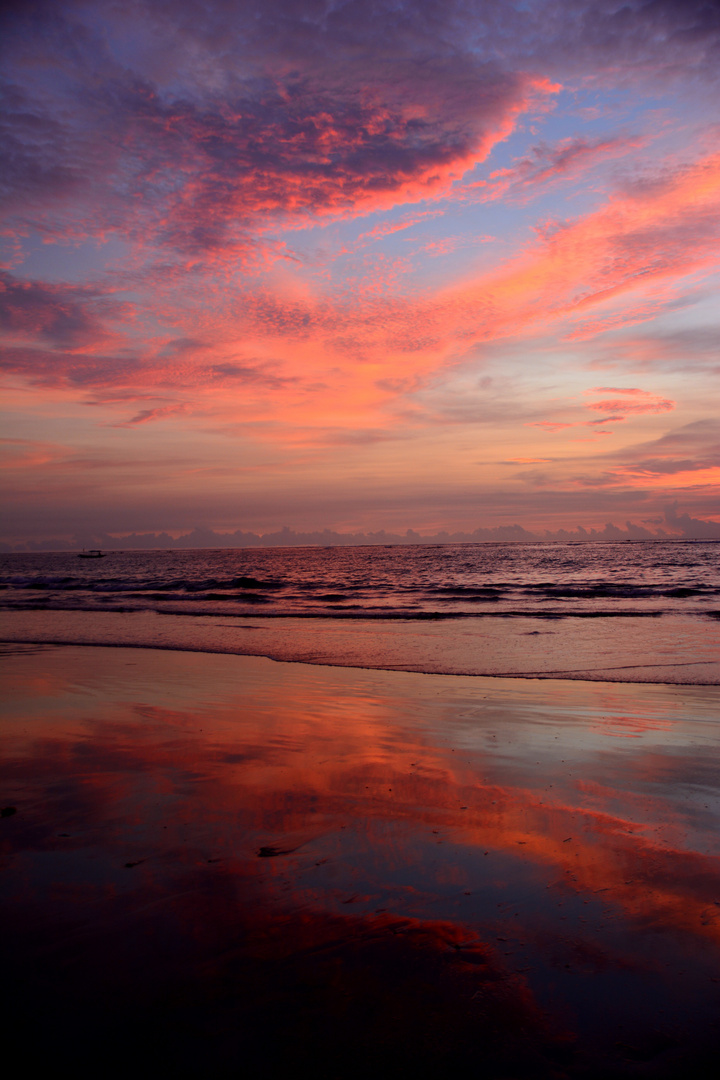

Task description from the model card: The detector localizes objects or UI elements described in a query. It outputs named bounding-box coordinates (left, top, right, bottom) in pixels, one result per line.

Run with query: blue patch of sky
left=16, top=234, right=131, bottom=284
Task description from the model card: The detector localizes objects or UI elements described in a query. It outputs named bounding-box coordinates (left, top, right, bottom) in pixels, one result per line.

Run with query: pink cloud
left=586, top=395, right=675, bottom=415
left=528, top=421, right=575, bottom=432
left=588, top=387, right=648, bottom=395
left=356, top=211, right=445, bottom=245
left=526, top=389, right=675, bottom=438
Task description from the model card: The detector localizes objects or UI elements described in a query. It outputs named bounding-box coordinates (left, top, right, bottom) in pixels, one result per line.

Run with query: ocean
left=2, top=539, right=718, bottom=681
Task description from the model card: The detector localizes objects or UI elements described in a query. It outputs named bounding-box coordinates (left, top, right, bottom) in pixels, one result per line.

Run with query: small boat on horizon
left=77, top=549, right=107, bottom=558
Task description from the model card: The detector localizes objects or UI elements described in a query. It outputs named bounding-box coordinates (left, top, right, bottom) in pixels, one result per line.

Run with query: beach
left=5, top=0, right=720, bottom=1071
left=3, top=641, right=720, bottom=1076
left=3, top=607, right=719, bottom=683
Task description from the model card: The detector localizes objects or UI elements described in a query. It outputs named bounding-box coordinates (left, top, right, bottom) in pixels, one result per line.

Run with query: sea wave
left=1, top=541, right=718, bottom=623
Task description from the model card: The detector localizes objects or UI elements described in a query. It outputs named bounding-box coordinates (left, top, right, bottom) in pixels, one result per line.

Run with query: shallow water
left=3, top=606, right=718, bottom=683
left=3, top=645, right=720, bottom=1076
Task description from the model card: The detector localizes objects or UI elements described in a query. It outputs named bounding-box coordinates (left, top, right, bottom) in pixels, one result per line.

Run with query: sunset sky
left=2, top=0, right=719, bottom=544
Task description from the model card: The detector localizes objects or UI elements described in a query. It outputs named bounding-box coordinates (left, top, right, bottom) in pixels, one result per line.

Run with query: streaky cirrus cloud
left=585, top=388, right=675, bottom=416
left=462, top=133, right=649, bottom=203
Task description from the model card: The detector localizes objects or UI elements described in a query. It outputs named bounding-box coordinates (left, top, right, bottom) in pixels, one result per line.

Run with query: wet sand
left=4, top=607, right=720, bottom=682
left=2, top=644, right=720, bottom=1077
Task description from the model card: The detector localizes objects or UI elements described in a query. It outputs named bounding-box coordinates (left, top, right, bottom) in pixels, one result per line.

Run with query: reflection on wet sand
left=2, top=644, right=720, bottom=1076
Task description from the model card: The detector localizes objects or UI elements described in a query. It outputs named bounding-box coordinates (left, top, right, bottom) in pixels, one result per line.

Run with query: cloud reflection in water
left=2, top=644, right=720, bottom=1075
